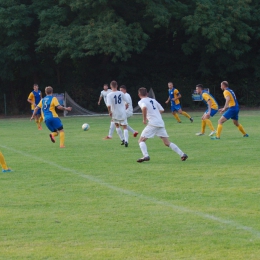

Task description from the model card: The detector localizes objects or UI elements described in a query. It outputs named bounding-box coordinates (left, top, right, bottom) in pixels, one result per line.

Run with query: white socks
left=108, top=122, right=115, bottom=137
left=139, top=141, right=149, bottom=157
left=116, top=127, right=124, bottom=140
left=169, top=142, right=184, bottom=156
left=127, top=125, right=135, bottom=133
left=124, top=129, right=129, bottom=143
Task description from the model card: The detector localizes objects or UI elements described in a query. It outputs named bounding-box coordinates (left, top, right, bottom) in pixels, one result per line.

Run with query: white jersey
left=100, top=89, right=112, bottom=106
left=124, top=92, right=133, bottom=115
left=107, top=91, right=128, bottom=120
left=138, top=97, right=165, bottom=127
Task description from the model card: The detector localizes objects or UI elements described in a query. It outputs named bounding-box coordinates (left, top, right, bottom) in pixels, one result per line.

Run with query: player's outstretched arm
left=57, top=105, right=72, bottom=112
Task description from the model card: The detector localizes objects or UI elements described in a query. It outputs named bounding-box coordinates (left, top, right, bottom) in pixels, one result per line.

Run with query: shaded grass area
left=0, top=111, right=259, bottom=259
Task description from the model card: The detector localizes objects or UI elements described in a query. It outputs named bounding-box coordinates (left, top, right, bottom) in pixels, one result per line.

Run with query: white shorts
left=113, top=118, right=128, bottom=126
left=141, top=125, right=169, bottom=139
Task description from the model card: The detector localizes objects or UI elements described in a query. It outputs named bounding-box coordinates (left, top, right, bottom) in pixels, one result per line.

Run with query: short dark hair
left=103, top=84, right=108, bottom=87
left=168, top=82, right=173, bottom=85
left=120, top=85, right=126, bottom=90
left=138, top=87, right=147, bottom=96
left=33, top=84, right=38, bottom=87
left=196, top=84, right=203, bottom=89
left=221, top=81, right=229, bottom=87
left=110, top=80, right=118, bottom=88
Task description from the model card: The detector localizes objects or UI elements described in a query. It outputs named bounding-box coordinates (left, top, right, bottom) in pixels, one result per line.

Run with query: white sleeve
left=138, top=100, right=146, bottom=109
left=122, top=93, right=130, bottom=104
left=106, top=94, right=111, bottom=106
left=156, top=101, right=164, bottom=111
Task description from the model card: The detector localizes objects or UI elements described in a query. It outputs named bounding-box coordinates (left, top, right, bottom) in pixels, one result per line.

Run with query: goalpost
left=64, top=88, right=156, bottom=117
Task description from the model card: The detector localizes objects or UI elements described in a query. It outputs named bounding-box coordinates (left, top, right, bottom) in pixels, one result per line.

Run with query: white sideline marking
left=1, top=144, right=260, bottom=239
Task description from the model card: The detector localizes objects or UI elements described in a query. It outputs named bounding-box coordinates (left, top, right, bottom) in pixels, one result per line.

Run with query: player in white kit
left=107, top=81, right=130, bottom=147
left=119, top=85, right=138, bottom=137
left=137, top=87, right=188, bottom=162
left=97, top=84, right=115, bottom=139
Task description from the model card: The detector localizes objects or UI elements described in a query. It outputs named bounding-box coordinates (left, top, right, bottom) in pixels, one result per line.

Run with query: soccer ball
left=82, top=123, right=90, bottom=131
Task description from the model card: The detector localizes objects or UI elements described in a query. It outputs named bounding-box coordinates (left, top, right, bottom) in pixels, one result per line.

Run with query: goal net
left=64, top=88, right=156, bottom=116
left=64, top=92, right=100, bottom=117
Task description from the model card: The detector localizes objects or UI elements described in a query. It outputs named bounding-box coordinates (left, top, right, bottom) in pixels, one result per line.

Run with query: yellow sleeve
left=52, top=97, right=60, bottom=107
left=28, top=92, right=34, bottom=101
left=202, top=93, right=209, bottom=101
left=37, top=100, right=43, bottom=109
left=174, top=89, right=180, bottom=96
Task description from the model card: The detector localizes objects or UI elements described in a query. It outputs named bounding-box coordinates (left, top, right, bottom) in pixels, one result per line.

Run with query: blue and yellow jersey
left=202, top=91, right=219, bottom=110
left=169, top=88, right=180, bottom=106
left=37, top=96, right=60, bottom=120
left=223, top=88, right=239, bottom=108
left=28, top=90, right=41, bottom=110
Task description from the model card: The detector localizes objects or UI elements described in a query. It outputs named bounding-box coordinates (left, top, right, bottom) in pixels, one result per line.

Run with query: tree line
left=0, top=0, right=259, bottom=115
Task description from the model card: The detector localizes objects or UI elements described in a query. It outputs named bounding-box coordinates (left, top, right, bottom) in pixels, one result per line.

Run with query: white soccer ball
left=82, top=123, right=90, bottom=131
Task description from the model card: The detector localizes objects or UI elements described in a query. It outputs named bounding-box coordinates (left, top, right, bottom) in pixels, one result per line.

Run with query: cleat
left=103, top=136, right=112, bottom=140
left=177, top=121, right=182, bottom=123
left=38, top=126, right=42, bottom=130
left=60, top=145, right=65, bottom=148
left=133, top=131, right=139, bottom=137
left=137, top=156, right=150, bottom=163
left=2, top=168, right=12, bottom=173
left=181, top=154, right=188, bottom=161
left=211, top=137, right=220, bottom=140
left=209, top=130, right=216, bottom=136
left=49, top=134, right=55, bottom=143
left=190, top=117, right=194, bottom=123
left=243, top=134, right=249, bottom=137
left=121, top=140, right=125, bottom=145
left=125, top=142, right=128, bottom=147
left=196, top=132, right=205, bottom=136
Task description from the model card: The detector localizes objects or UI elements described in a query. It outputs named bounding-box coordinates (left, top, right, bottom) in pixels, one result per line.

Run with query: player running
left=119, top=85, right=138, bottom=138
left=137, top=87, right=188, bottom=162
left=27, top=84, right=43, bottom=130
left=195, top=84, right=219, bottom=136
left=107, top=81, right=130, bottom=147
left=98, top=84, right=115, bottom=140
left=211, top=81, right=248, bottom=140
left=165, top=82, right=193, bottom=123
left=31, top=86, right=72, bottom=148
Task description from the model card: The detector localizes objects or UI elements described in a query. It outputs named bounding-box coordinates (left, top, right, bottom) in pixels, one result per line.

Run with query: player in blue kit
left=31, top=86, right=72, bottom=148
left=27, top=84, right=43, bottom=130
left=211, top=81, right=248, bottom=140
left=195, top=84, right=218, bottom=136
left=165, top=82, right=193, bottom=123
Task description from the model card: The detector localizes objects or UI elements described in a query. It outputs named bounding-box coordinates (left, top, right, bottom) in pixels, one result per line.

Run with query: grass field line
left=1, top=144, right=260, bottom=240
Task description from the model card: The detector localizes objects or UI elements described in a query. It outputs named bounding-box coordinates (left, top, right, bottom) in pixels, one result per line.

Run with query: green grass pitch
left=0, top=111, right=260, bottom=259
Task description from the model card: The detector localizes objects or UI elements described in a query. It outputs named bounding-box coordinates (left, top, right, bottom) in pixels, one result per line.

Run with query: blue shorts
left=45, top=118, right=63, bottom=132
left=205, top=108, right=218, bottom=117
left=32, top=109, right=41, bottom=116
left=223, top=107, right=239, bottom=120
left=171, top=104, right=181, bottom=112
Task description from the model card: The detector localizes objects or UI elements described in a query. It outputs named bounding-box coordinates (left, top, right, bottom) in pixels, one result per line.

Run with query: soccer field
left=0, top=111, right=260, bottom=260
